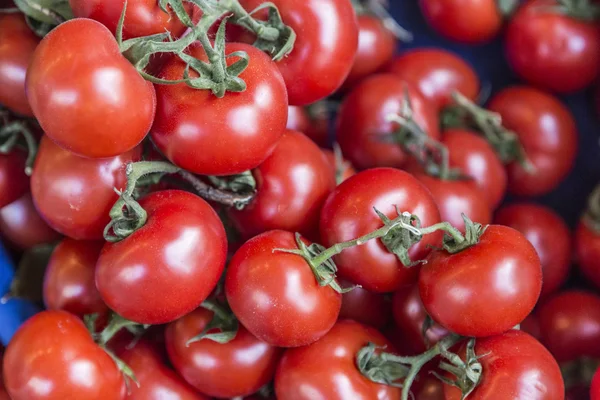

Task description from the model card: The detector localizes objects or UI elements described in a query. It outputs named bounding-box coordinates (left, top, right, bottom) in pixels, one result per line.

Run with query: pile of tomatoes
left=0, top=0, right=599, bottom=399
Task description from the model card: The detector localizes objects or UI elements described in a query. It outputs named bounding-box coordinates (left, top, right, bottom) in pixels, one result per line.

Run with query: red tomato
left=505, top=0, right=600, bottom=93
left=3, top=310, right=126, bottom=400
left=487, top=86, right=577, bottom=196
left=320, top=168, right=442, bottom=292
left=495, top=203, right=571, bottom=297
left=520, top=313, right=541, bottom=341
left=384, top=49, right=479, bottom=109
left=275, top=320, right=401, bottom=399
left=286, top=105, right=329, bottom=147
left=537, top=291, right=600, bottom=362
left=31, top=136, right=141, bottom=240
left=151, top=42, right=287, bottom=176
left=225, top=230, right=342, bottom=347
left=237, top=0, right=359, bottom=105
left=575, top=220, right=600, bottom=289
left=444, top=330, right=564, bottom=399
left=336, top=74, right=440, bottom=170
left=420, top=225, right=542, bottom=337
left=0, top=151, right=28, bottom=209
left=412, top=375, right=444, bottom=400
left=166, top=307, right=282, bottom=398
left=43, top=239, right=108, bottom=319
left=322, top=149, right=356, bottom=183
left=338, top=284, right=391, bottom=329
left=592, top=367, right=600, bottom=400
left=0, top=14, right=38, bottom=116
left=229, top=130, right=335, bottom=240
left=96, top=190, right=227, bottom=325
left=0, top=192, right=61, bottom=250
left=26, top=19, right=155, bottom=158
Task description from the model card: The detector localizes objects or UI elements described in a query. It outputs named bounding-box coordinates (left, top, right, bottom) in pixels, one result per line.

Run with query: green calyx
left=0, top=108, right=39, bottom=176
left=10, top=0, right=73, bottom=37
left=186, top=300, right=239, bottom=345
left=496, top=0, right=520, bottom=17
left=537, top=0, right=600, bottom=22
left=432, top=338, right=485, bottom=400
left=352, top=0, right=413, bottom=41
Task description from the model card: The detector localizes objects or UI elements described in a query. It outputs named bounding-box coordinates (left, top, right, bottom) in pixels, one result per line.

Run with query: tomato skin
left=286, top=106, right=329, bottom=147
left=225, top=230, right=342, bottom=347
left=506, top=0, right=600, bottom=93
left=96, top=190, right=226, bottom=325
left=275, top=320, right=401, bottom=400
left=592, top=367, right=600, bottom=400
left=384, top=49, right=479, bottom=109
left=0, top=14, right=38, bottom=116
left=151, top=42, right=287, bottom=176
left=495, top=203, right=571, bottom=297
left=487, top=86, right=577, bottom=196
left=166, top=307, right=283, bottom=398
left=444, top=330, right=564, bottom=400
left=0, top=151, right=28, bottom=209
left=419, top=225, right=542, bottom=337
left=31, top=136, right=141, bottom=240
left=3, top=310, right=126, bottom=400
left=336, top=74, right=440, bottom=170
left=575, top=220, right=600, bottom=289
left=320, top=168, right=442, bottom=292
left=26, top=19, right=155, bottom=158
left=322, top=149, right=356, bottom=183
left=338, top=284, right=391, bottom=329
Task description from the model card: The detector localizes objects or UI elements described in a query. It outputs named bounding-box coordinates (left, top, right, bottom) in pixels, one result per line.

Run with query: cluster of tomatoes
left=0, top=0, right=599, bottom=399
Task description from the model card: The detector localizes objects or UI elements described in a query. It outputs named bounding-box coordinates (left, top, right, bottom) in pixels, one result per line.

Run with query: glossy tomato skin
left=31, top=136, right=141, bottom=240
left=495, top=203, right=571, bottom=297
left=576, top=220, right=600, bottom=289
left=151, top=42, right=287, bottom=176
left=96, top=190, right=226, bottom=325
left=592, top=367, right=600, bottom=400
left=166, top=307, right=283, bottom=398
left=320, top=168, right=442, bottom=292
left=420, top=225, right=542, bottom=337
left=322, top=149, right=356, bottom=183
left=43, top=239, right=108, bottom=319
left=3, top=310, right=126, bottom=400
left=384, top=49, right=479, bottom=109
left=336, top=74, right=440, bottom=170
left=0, top=13, right=38, bottom=116
left=338, top=284, right=391, bottom=329
left=275, top=320, right=401, bottom=400
left=286, top=106, right=329, bottom=147
left=444, top=330, right=564, bottom=400
left=225, top=230, right=342, bottom=347
left=26, top=19, right=155, bottom=158
left=0, top=151, right=28, bottom=209
left=488, top=86, right=577, bottom=196
left=506, top=0, right=600, bottom=93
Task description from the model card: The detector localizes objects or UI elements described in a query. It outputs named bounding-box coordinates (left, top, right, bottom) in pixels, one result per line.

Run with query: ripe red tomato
left=166, top=307, right=282, bottom=398
left=487, top=86, right=577, bottom=196
left=225, top=230, right=342, bottom=347
left=0, top=151, right=28, bottom=209
left=320, top=168, right=442, bottom=292
left=336, top=75, right=440, bottom=170
left=495, top=203, right=571, bottom=297
left=43, top=239, right=108, bottom=319
left=322, top=149, right=356, bottom=183
left=26, top=19, right=155, bottom=158
left=0, top=14, right=38, bottom=116
left=3, top=310, right=126, bottom=400
left=275, top=320, right=401, bottom=399
left=575, top=220, right=600, bottom=289
left=384, top=49, right=479, bottom=109
left=505, top=0, right=600, bottom=93
left=151, top=42, right=287, bottom=176
left=31, top=136, right=141, bottom=240
left=592, top=367, right=600, bottom=400
left=338, top=283, right=391, bottom=329
left=0, top=192, right=61, bottom=250
left=237, top=0, right=359, bottom=105
left=444, top=330, right=564, bottom=399
left=286, top=105, right=329, bottom=147
left=420, top=225, right=542, bottom=337
left=412, top=374, right=445, bottom=400
left=96, top=190, right=226, bottom=325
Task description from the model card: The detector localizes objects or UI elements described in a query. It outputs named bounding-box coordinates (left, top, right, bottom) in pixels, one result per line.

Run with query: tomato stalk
left=352, top=0, right=413, bottom=41
left=496, top=0, right=520, bottom=17
left=534, top=0, right=600, bottom=22
left=186, top=300, right=239, bottom=345
left=0, top=108, right=38, bottom=176
left=10, top=0, right=72, bottom=36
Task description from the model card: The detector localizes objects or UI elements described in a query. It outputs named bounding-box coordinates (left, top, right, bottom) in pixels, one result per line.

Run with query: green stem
left=226, top=0, right=281, bottom=41
left=419, top=222, right=465, bottom=245
left=98, top=313, right=139, bottom=346
left=0, top=118, right=38, bottom=176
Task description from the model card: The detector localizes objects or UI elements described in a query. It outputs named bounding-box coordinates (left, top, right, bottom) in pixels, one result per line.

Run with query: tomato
left=0, top=14, right=38, bottom=116
left=336, top=74, right=440, bottom=170
left=3, top=310, right=126, bottom=400
left=495, top=203, right=571, bottom=297
left=444, top=330, right=564, bottom=399
left=225, top=230, right=342, bottom=347
left=26, top=19, right=155, bottom=158
left=166, top=307, right=282, bottom=398
left=229, top=130, right=335, bottom=240
left=320, top=168, right=442, bottom=292
left=338, top=283, right=391, bottom=329
left=274, top=320, right=401, bottom=400
left=412, top=375, right=444, bottom=400
left=0, top=192, right=61, bottom=250
left=420, top=225, right=542, bottom=337
left=0, top=151, right=28, bottom=209
left=31, top=136, right=141, bottom=240
left=322, top=148, right=356, bottom=183
left=521, top=313, right=541, bottom=341
left=592, top=367, right=600, bottom=400
left=43, top=239, right=108, bottom=319
left=576, top=220, right=600, bottom=289
left=151, top=42, right=287, bottom=176
left=96, top=190, right=226, bottom=325
left=384, top=49, right=479, bottom=110
left=487, top=86, right=577, bottom=196
left=537, top=291, right=600, bottom=362
left=286, top=105, right=329, bottom=147
left=505, top=0, right=600, bottom=93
